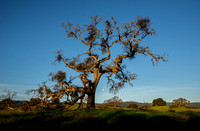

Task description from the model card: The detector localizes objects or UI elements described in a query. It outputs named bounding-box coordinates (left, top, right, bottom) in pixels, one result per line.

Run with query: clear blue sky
left=0, top=0, right=200, bottom=103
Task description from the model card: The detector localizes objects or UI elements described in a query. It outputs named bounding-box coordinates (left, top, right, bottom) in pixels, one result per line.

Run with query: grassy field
left=0, top=106, right=200, bottom=130
left=150, top=106, right=200, bottom=112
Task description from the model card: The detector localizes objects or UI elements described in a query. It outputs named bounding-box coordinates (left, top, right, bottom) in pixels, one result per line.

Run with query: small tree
left=0, top=89, right=17, bottom=108
left=0, top=89, right=17, bottom=100
left=103, top=96, right=123, bottom=107
left=152, top=98, right=166, bottom=106
left=127, top=103, right=138, bottom=109
left=170, top=98, right=190, bottom=107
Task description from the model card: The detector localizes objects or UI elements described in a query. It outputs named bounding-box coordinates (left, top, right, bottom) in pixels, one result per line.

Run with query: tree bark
left=87, top=93, right=95, bottom=109
left=86, top=72, right=102, bottom=109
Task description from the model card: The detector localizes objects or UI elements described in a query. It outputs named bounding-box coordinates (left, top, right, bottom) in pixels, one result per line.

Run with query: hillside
left=189, top=102, right=200, bottom=107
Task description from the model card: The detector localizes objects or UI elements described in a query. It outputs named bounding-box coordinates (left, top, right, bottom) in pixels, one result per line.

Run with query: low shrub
left=0, top=98, right=14, bottom=108
left=20, top=98, right=42, bottom=112
left=168, top=108, right=175, bottom=112
left=127, top=103, right=138, bottom=109
left=139, top=106, right=151, bottom=111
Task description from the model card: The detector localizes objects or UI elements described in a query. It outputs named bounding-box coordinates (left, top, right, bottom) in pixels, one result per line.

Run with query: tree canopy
left=152, top=98, right=166, bottom=106
left=170, top=98, right=190, bottom=107
left=29, top=16, right=167, bottom=109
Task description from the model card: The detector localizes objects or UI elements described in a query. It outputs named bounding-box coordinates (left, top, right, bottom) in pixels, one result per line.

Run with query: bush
left=20, top=101, right=30, bottom=111
left=169, top=104, right=178, bottom=108
left=0, top=89, right=16, bottom=109
left=127, top=103, right=138, bottom=109
left=139, top=106, right=151, bottom=111
left=152, top=98, right=166, bottom=106
left=0, top=98, right=14, bottom=108
left=168, top=108, right=175, bottom=112
left=20, top=98, right=42, bottom=112
left=29, top=98, right=41, bottom=106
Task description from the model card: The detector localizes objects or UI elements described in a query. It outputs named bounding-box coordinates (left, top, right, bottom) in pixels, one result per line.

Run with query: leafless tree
left=0, top=89, right=17, bottom=101
left=103, top=96, right=123, bottom=107
left=0, top=89, right=17, bottom=108
left=30, top=16, right=167, bottom=109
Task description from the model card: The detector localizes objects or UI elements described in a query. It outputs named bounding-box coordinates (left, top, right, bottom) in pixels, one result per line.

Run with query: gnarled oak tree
left=31, top=16, right=167, bottom=109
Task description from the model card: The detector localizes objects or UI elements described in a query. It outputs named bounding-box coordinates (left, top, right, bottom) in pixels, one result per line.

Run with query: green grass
left=1, top=109, right=200, bottom=129
left=150, top=106, right=200, bottom=112
left=150, top=106, right=170, bottom=112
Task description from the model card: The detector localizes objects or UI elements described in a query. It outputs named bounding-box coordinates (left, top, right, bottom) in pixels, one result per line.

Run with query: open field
left=150, top=106, right=200, bottom=112
left=0, top=106, right=200, bottom=130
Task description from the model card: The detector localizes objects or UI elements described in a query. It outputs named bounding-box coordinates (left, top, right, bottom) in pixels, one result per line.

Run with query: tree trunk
left=87, top=93, right=95, bottom=109
left=86, top=71, right=102, bottom=109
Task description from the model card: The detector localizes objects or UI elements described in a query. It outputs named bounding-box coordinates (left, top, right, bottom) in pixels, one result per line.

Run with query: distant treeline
left=97, top=101, right=200, bottom=108
left=5, top=100, right=200, bottom=109
left=105, top=101, right=200, bottom=108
